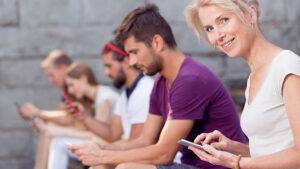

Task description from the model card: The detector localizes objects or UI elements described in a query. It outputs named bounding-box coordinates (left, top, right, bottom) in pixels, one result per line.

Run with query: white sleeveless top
left=241, top=50, right=300, bottom=157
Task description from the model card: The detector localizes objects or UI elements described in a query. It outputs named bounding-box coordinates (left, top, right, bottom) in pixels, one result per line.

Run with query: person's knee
left=115, top=163, right=133, bottom=169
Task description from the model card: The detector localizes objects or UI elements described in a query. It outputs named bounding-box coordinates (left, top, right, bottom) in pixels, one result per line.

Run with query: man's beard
left=112, top=68, right=126, bottom=89
left=144, top=50, right=162, bottom=76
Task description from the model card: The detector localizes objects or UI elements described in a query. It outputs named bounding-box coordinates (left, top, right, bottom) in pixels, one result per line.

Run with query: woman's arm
left=191, top=74, right=300, bottom=169
left=95, top=100, right=111, bottom=122
left=40, top=110, right=73, bottom=126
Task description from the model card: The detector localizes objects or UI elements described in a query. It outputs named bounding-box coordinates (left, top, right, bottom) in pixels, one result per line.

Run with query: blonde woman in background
left=185, top=0, right=300, bottom=168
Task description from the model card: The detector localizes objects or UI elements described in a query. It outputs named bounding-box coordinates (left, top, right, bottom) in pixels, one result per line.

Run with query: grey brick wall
left=0, top=0, right=299, bottom=168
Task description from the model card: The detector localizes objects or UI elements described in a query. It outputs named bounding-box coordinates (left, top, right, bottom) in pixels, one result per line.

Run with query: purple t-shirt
left=150, top=57, right=246, bottom=169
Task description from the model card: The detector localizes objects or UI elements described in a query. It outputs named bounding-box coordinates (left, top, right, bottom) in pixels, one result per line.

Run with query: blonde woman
left=185, top=0, right=300, bottom=168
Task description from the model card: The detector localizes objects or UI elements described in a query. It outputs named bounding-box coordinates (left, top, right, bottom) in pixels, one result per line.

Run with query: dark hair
left=115, top=3, right=177, bottom=49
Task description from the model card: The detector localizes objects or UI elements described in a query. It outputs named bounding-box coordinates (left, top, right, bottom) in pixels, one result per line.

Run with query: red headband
left=102, top=43, right=128, bottom=57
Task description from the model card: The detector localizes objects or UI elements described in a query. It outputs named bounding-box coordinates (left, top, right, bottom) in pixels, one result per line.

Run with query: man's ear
left=121, top=56, right=130, bottom=69
left=152, top=34, right=164, bottom=52
left=123, top=56, right=129, bottom=65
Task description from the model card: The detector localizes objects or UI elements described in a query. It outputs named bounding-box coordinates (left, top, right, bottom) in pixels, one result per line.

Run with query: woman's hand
left=69, top=102, right=90, bottom=122
left=194, top=130, right=235, bottom=153
left=189, top=144, right=240, bottom=168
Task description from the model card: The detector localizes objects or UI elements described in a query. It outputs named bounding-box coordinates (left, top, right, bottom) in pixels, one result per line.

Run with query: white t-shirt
left=114, top=76, right=154, bottom=139
left=241, top=50, right=300, bottom=157
left=95, top=85, right=119, bottom=121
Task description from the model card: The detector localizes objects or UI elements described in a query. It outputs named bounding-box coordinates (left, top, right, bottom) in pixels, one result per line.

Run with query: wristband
left=235, top=154, right=242, bottom=169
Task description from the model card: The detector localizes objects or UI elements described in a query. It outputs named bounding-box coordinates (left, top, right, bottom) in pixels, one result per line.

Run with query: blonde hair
left=41, top=49, right=72, bottom=68
left=184, top=0, right=259, bottom=42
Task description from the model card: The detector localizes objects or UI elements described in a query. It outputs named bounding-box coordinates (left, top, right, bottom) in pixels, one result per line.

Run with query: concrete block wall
left=0, top=0, right=299, bottom=168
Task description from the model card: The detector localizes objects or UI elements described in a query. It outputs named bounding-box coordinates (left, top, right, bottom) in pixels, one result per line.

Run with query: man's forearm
left=100, top=143, right=176, bottom=165
left=102, top=137, right=146, bottom=150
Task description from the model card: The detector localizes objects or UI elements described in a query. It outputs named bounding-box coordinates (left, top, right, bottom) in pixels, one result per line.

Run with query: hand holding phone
left=14, top=102, right=33, bottom=120
left=178, top=139, right=204, bottom=150
left=62, top=90, right=78, bottom=114
left=14, top=102, right=41, bottom=132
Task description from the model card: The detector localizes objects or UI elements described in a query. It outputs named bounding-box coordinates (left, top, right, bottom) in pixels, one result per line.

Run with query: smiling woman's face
left=198, top=5, right=254, bottom=58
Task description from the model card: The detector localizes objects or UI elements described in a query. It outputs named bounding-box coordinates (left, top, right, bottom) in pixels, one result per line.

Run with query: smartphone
left=178, top=139, right=204, bottom=150
left=62, top=90, right=78, bottom=114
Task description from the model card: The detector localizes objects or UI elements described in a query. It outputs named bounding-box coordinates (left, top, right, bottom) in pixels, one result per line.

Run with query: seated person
left=68, top=41, right=155, bottom=168
left=185, top=0, right=300, bottom=168
left=47, top=61, right=119, bottom=169
left=20, top=61, right=118, bottom=169
left=18, top=49, right=73, bottom=169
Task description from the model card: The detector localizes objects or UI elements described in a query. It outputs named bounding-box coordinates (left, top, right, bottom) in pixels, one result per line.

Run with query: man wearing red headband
left=70, top=40, right=154, bottom=144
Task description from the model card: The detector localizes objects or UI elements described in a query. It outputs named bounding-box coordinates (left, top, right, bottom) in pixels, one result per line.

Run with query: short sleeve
left=149, top=91, right=158, bottom=115
left=113, top=92, right=125, bottom=116
left=277, top=51, right=300, bottom=95
left=128, top=91, right=150, bottom=124
left=128, top=77, right=154, bottom=124
left=149, top=75, right=164, bottom=116
left=169, top=75, right=213, bottom=120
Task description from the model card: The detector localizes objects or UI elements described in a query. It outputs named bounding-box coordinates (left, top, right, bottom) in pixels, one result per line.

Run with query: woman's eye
left=220, top=18, right=229, bottom=24
left=205, top=27, right=214, bottom=32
